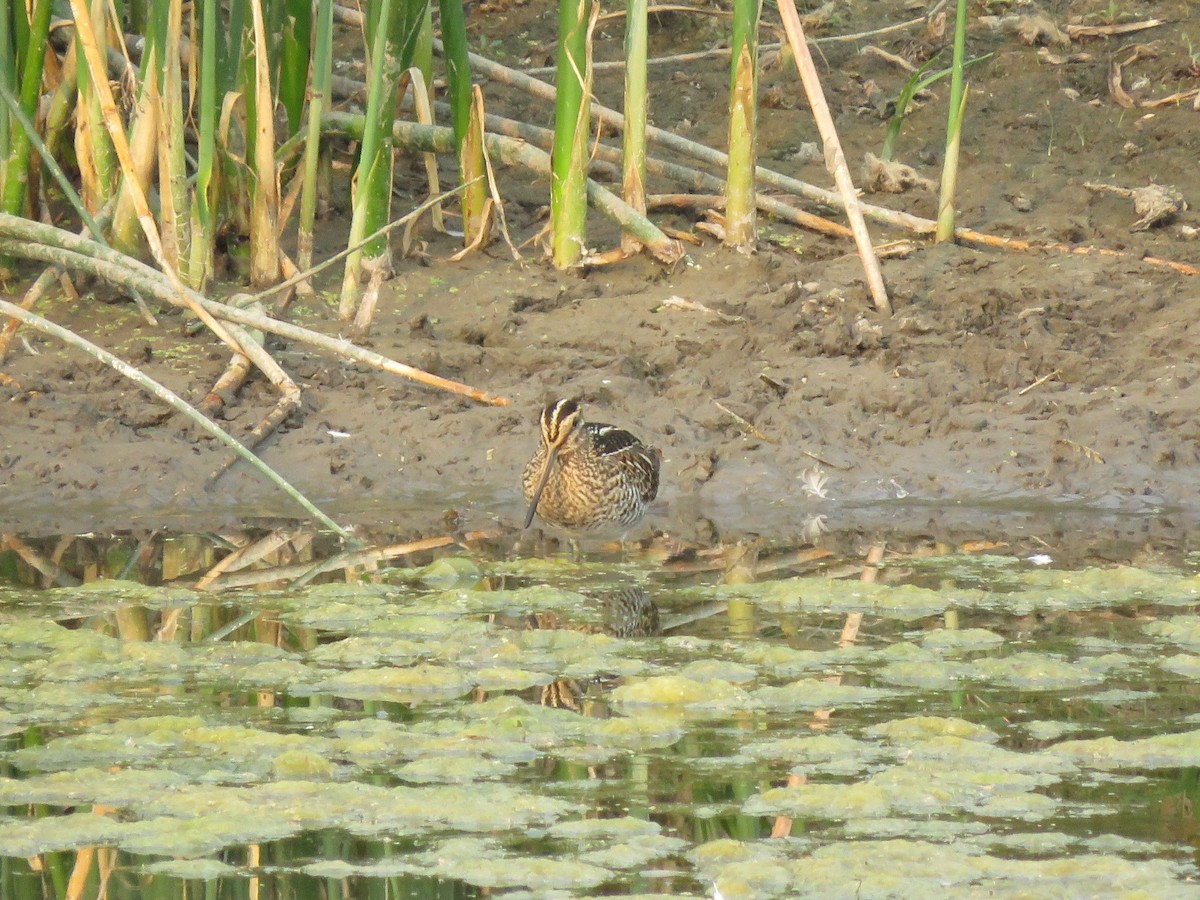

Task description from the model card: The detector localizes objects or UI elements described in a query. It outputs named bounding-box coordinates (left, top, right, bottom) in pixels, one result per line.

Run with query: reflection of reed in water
left=524, top=585, right=660, bottom=712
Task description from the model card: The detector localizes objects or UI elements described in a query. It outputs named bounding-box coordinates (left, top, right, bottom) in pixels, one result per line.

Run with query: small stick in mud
left=713, top=399, right=775, bottom=443
left=1018, top=369, right=1061, bottom=396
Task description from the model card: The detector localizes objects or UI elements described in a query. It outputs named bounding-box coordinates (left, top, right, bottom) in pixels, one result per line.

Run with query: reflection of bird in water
left=522, top=399, right=660, bottom=535
left=524, top=586, right=660, bottom=711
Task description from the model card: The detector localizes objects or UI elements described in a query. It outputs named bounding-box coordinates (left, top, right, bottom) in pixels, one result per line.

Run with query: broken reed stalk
left=551, top=0, right=595, bottom=268
left=67, top=0, right=255, bottom=364
left=325, top=110, right=683, bottom=263
left=460, top=85, right=493, bottom=249
left=776, top=0, right=891, bottom=314
left=936, top=0, right=970, bottom=243
left=621, top=0, right=649, bottom=256
left=0, top=214, right=511, bottom=405
left=197, top=530, right=500, bottom=591
left=0, top=299, right=350, bottom=539
left=448, top=101, right=850, bottom=238
left=450, top=41, right=892, bottom=235
left=724, top=0, right=760, bottom=249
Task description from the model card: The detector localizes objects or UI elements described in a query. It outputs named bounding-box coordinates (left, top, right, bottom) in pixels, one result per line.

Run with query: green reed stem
left=439, top=0, right=487, bottom=243
left=725, top=0, right=760, bottom=249
left=551, top=0, right=593, bottom=268
left=937, top=85, right=968, bottom=242
left=280, top=0, right=312, bottom=139
left=621, top=0, right=648, bottom=254
left=189, top=0, right=219, bottom=288
left=0, top=0, right=52, bottom=223
left=0, top=80, right=103, bottom=239
left=936, top=0, right=969, bottom=242
left=0, top=11, right=11, bottom=177
left=439, top=0, right=472, bottom=146
left=77, top=0, right=119, bottom=212
left=339, top=0, right=398, bottom=318
left=298, top=0, right=334, bottom=272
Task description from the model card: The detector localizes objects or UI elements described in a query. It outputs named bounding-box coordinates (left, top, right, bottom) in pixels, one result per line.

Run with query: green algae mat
left=3, top=553, right=1200, bottom=898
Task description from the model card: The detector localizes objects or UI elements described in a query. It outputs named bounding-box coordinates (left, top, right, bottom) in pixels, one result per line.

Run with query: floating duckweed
left=423, top=783, right=579, bottom=831
left=430, top=585, right=592, bottom=616
left=1144, top=615, right=1200, bottom=650
left=973, top=791, right=1059, bottom=820
left=750, top=678, right=895, bottom=711
left=737, top=643, right=839, bottom=676
left=717, top=578, right=966, bottom=617
left=867, top=716, right=998, bottom=744
left=548, top=816, right=661, bottom=841
left=312, top=663, right=473, bottom=702
left=876, top=658, right=972, bottom=688
left=1087, top=688, right=1157, bottom=707
left=689, top=837, right=787, bottom=870
left=396, top=755, right=516, bottom=783
left=374, top=613, right=489, bottom=640
left=3, top=555, right=1200, bottom=894
left=0, top=767, right=187, bottom=806
left=905, top=736, right=1076, bottom=776
left=1020, top=566, right=1200, bottom=607
left=578, top=835, right=686, bottom=870
left=788, top=839, right=988, bottom=896
left=0, top=811, right=127, bottom=856
left=677, top=659, right=758, bottom=684
left=745, top=734, right=879, bottom=776
left=1023, top=720, right=1083, bottom=741
left=869, top=760, right=1059, bottom=817
left=920, top=627, right=1005, bottom=651
left=272, top=749, right=336, bottom=779
left=1048, top=728, right=1200, bottom=769
left=472, top=666, right=553, bottom=691
left=435, top=854, right=612, bottom=890
left=1158, top=654, right=1200, bottom=678
left=289, top=595, right=391, bottom=630
left=227, top=658, right=318, bottom=688
left=843, top=816, right=990, bottom=841
left=974, top=829, right=1077, bottom=854
left=12, top=718, right=334, bottom=777
left=142, top=859, right=240, bottom=880
left=593, top=714, right=686, bottom=750
left=744, top=781, right=891, bottom=819
left=712, top=860, right=794, bottom=898
left=412, top=555, right=483, bottom=588
left=611, top=675, right=753, bottom=712
left=305, top=634, right=431, bottom=666
left=62, top=578, right=201, bottom=606
left=971, top=652, right=1107, bottom=689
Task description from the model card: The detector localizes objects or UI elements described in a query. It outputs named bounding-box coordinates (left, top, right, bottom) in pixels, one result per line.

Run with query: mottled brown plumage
left=522, top=399, right=659, bottom=531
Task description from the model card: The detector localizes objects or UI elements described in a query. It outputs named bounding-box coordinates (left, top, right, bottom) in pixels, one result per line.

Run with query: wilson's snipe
left=522, top=399, right=660, bottom=531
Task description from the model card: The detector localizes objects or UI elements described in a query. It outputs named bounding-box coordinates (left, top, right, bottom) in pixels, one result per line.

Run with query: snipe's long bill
left=522, top=399, right=660, bottom=532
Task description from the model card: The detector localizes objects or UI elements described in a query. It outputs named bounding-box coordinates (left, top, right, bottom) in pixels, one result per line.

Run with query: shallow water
left=2, top=531, right=1200, bottom=899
